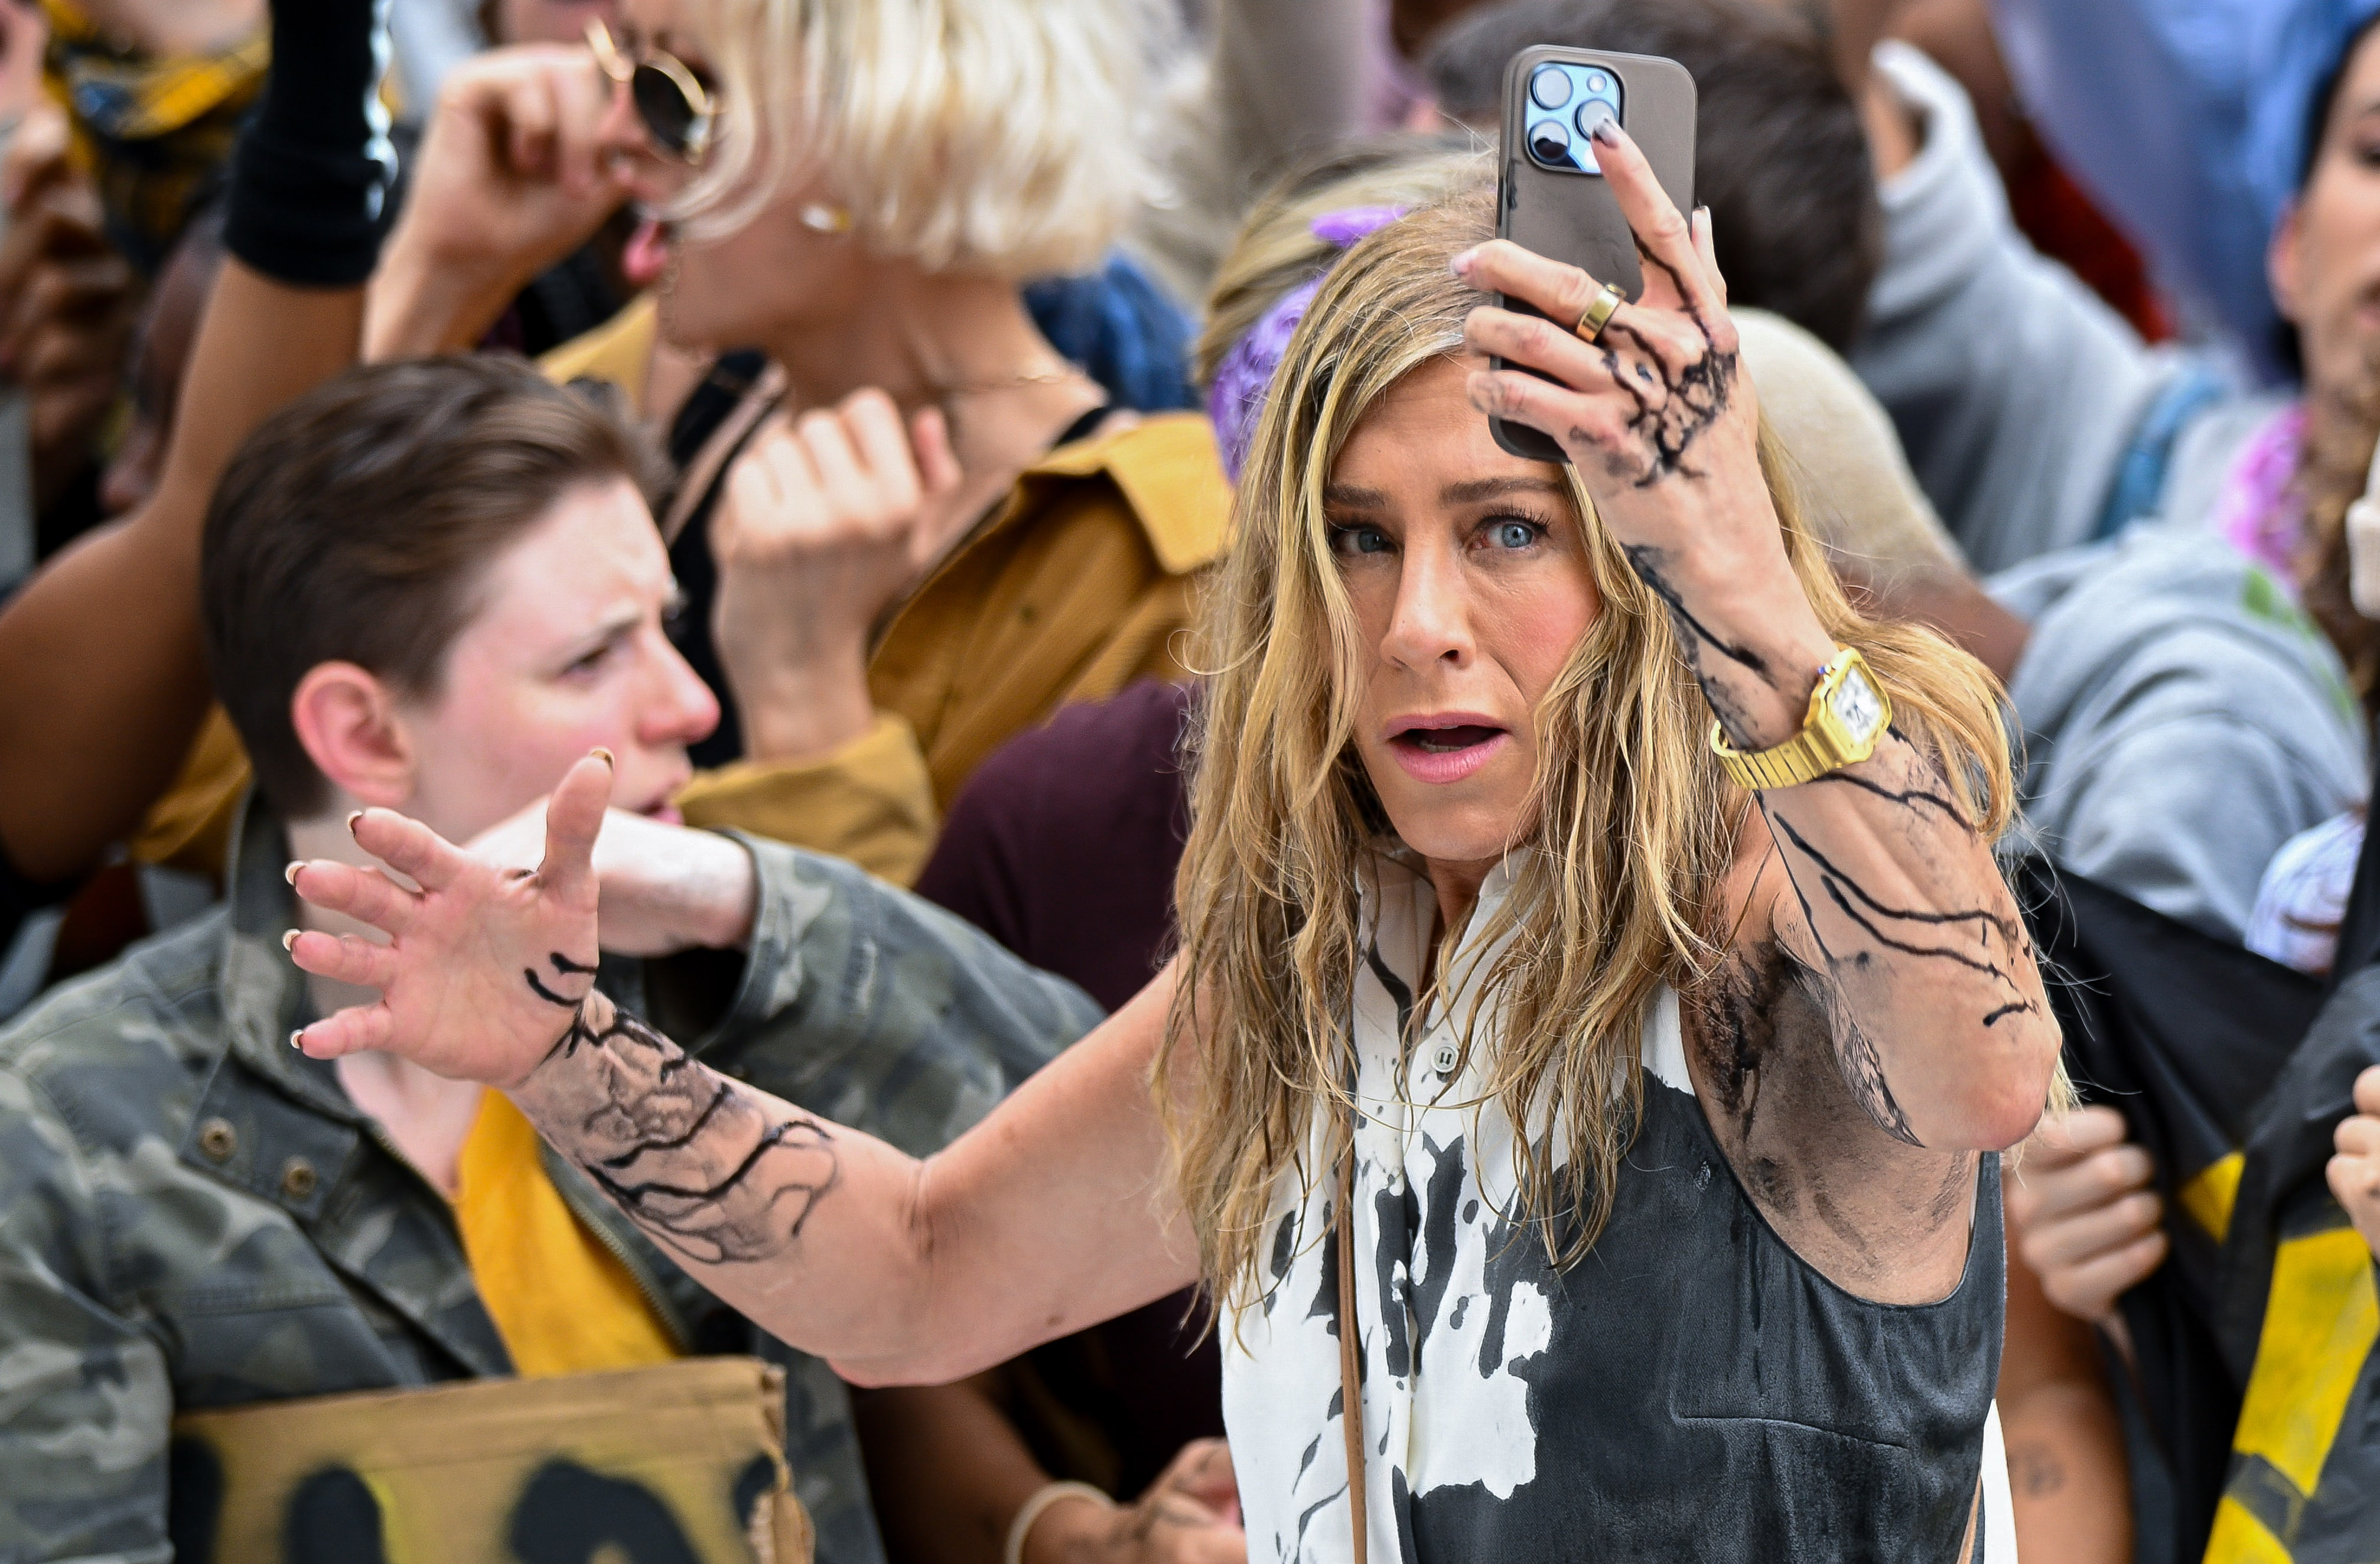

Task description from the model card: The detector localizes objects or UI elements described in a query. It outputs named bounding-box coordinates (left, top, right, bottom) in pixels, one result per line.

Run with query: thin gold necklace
left=931, top=362, right=1083, bottom=398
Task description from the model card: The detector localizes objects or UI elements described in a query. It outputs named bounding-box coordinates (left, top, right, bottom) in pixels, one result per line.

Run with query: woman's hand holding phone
left=1453, top=118, right=1832, bottom=750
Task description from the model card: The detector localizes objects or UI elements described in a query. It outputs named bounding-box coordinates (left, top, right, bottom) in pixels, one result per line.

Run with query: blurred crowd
left=0, top=0, right=2378, bottom=1560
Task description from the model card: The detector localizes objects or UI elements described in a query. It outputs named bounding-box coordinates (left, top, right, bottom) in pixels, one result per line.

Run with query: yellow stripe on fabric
left=2180, top=1151, right=2246, bottom=1242
left=2231, top=1227, right=2380, bottom=1494
left=2205, top=1496, right=2294, bottom=1563
left=453, top=1091, right=679, bottom=1378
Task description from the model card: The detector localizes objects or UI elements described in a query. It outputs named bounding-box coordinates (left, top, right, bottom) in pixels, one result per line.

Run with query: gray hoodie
left=1991, top=525, right=2368, bottom=941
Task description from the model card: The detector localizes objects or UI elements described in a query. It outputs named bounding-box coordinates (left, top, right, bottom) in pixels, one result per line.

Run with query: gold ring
left=1575, top=282, right=1625, bottom=343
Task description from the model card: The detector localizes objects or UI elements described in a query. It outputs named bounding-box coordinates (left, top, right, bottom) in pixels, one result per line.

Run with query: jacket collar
left=184, top=790, right=517, bottom=1377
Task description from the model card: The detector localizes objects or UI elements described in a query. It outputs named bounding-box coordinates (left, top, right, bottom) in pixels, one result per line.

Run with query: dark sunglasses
left=587, top=18, right=715, bottom=165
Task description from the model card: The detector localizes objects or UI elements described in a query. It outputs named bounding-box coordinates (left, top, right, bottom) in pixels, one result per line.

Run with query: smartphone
left=1492, top=46, right=1697, bottom=464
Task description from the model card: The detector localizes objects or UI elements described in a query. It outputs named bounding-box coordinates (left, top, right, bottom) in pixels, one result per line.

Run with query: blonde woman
left=362, top=0, right=1215, bottom=886
left=289, top=123, right=2058, bottom=1560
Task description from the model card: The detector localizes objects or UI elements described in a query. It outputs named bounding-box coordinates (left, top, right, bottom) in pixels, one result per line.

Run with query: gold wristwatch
left=1710, top=646, right=1891, bottom=789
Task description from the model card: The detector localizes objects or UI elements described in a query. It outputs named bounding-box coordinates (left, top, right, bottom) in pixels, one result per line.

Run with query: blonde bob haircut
left=1160, top=190, right=2018, bottom=1305
left=673, top=0, right=1160, bottom=277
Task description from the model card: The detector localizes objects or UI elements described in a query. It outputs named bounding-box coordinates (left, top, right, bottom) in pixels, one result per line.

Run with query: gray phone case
left=1492, top=46, right=1697, bottom=463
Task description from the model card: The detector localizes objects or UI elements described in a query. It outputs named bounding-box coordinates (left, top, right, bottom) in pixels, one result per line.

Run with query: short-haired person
left=0, top=355, right=1101, bottom=1561
left=128, top=0, right=1239, bottom=892
left=286, top=133, right=2060, bottom=1560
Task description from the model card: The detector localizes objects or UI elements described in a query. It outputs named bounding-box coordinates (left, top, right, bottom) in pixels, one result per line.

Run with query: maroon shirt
left=914, top=678, right=1221, bottom=1495
left=917, top=678, right=1194, bottom=1013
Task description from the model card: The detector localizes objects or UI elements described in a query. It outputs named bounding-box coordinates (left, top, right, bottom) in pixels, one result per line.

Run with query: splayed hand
left=286, top=750, right=613, bottom=1086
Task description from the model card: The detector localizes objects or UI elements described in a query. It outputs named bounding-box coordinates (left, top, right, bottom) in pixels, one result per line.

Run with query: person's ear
left=2270, top=197, right=2309, bottom=326
left=289, top=661, right=418, bottom=810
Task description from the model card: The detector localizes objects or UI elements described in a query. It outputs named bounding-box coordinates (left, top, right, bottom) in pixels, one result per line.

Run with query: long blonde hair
left=1160, top=191, right=2017, bottom=1306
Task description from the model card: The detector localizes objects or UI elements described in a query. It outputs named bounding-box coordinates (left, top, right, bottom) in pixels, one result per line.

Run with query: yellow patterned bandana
left=40, top=0, right=266, bottom=273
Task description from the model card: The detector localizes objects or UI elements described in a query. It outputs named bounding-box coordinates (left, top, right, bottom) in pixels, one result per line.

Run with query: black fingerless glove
left=222, top=0, right=397, bottom=287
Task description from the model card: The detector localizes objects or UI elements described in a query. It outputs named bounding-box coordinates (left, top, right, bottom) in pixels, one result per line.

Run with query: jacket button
left=197, top=1118, right=237, bottom=1161
left=281, top=1157, right=319, bottom=1202
left=1432, top=1044, right=1459, bottom=1074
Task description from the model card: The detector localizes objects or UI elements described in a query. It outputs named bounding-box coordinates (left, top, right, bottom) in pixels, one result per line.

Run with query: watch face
left=1828, top=664, right=1886, bottom=742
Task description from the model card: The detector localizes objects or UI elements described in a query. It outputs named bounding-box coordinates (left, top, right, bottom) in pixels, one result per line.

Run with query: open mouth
left=1385, top=720, right=1510, bottom=784
left=1394, top=724, right=1503, bottom=755
left=623, top=212, right=676, bottom=288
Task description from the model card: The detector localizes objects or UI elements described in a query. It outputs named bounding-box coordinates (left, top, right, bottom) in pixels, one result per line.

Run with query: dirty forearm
left=1626, top=523, right=2050, bottom=1149
left=505, top=967, right=1196, bottom=1383
left=507, top=982, right=931, bottom=1357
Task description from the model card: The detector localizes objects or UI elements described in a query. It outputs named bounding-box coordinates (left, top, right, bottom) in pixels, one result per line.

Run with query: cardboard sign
left=168, top=1357, right=812, bottom=1564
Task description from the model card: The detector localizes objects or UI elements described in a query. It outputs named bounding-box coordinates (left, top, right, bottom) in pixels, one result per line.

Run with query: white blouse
left=1218, top=852, right=2017, bottom=1562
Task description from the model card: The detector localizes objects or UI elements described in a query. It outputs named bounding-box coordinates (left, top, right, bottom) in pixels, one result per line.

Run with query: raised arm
left=0, top=0, right=389, bottom=883
left=1456, top=119, right=2059, bottom=1155
left=287, top=753, right=1200, bottom=1381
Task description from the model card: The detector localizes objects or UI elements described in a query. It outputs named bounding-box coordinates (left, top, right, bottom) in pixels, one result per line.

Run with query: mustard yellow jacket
left=132, top=338, right=1228, bottom=885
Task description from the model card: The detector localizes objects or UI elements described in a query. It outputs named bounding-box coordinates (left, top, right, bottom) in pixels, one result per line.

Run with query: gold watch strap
left=1710, top=647, right=1890, bottom=790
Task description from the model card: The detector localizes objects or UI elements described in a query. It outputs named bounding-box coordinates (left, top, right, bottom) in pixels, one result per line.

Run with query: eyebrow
left=1320, top=475, right=1569, bottom=511
left=1322, top=483, right=1390, bottom=510
left=1440, top=476, right=1568, bottom=504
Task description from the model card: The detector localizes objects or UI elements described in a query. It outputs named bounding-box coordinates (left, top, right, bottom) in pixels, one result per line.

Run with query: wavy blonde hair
left=674, top=0, right=1158, bottom=275
left=1160, top=191, right=2017, bottom=1305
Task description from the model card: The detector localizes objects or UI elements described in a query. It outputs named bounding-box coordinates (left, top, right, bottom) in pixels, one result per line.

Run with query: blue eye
left=1490, top=521, right=1538, bottom=549
left=1331, top=524, right=1393, bottom=556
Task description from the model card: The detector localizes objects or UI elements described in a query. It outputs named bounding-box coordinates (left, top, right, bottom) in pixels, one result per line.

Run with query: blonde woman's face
left=609, top=0, right=862, bottom=352
left=1325, top=356, right=1601, bottom=885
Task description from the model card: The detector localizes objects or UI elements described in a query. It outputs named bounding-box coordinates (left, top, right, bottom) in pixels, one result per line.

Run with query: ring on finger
left=1574, top=281, right=1626, bottom=344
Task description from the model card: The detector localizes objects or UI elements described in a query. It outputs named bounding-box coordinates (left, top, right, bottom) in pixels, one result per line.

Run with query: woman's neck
left=756, top=265, right=1107, bottom=569
left=1422, top=854, right=1496, bottom=931
left=760, top=266, right=1099, bottom=428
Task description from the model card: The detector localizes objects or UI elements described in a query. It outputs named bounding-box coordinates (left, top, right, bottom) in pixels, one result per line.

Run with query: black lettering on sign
left=509, top=1458, right=704, bottom=1564
left=284, top=1466, right=389, bottom=1564
left=165, top=1437, right=227, bottom=1564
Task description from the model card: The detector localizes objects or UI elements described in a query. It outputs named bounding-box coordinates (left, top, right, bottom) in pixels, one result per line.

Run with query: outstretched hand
left=1448, top=119, right=1822, bottom=699
left=1450, top=116, right=1831, bottom=756
left=288, top=750, right=615, bottom=1085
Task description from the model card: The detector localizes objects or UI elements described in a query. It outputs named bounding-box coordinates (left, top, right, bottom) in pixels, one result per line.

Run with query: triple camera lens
left=1523, top=60, right=1623, bottom=174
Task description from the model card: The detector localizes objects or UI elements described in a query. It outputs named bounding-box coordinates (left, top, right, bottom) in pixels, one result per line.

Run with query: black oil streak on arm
left=1622, top=544, right=1772, bottom=683
left=1754, top=816, right=1942, bottom=1147
left=1805, top=768, right=1974, bottom=830
left=1767, top=812, right=2024, bottom=964
left=553, top=1002, right=843, bottom=1265
left=596, top=1078, right=735, bottom=1167
left=1827, top=1004, right=1922, bottom=1147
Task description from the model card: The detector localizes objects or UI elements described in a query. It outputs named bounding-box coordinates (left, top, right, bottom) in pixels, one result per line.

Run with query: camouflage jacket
left=0, top=796, right=1101, bottom=1564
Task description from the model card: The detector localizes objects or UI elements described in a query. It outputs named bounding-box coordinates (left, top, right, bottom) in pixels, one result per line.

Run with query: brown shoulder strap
left=1336, top=1141, right=1369, bottom=1564
left=661, top=360, right=789, bottom=546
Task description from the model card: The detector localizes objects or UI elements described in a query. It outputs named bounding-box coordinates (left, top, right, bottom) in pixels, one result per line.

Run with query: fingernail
left=346, top=810, right=364, bottom=834
left=1448, top=245, right=1479, bottom=278
left=591, top=747, right=614, bottom=768
left=281, top=929, right=298, bottom=952
left=289, top=1029, right=305, bottom=1051
left=285, top=860, right=302, bottom=885
left=1590, top=113, right=1624, bottom=147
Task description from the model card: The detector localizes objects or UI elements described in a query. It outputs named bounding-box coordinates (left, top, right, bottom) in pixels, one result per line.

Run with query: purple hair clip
left=1208, top=204, right=1411, bottom=484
